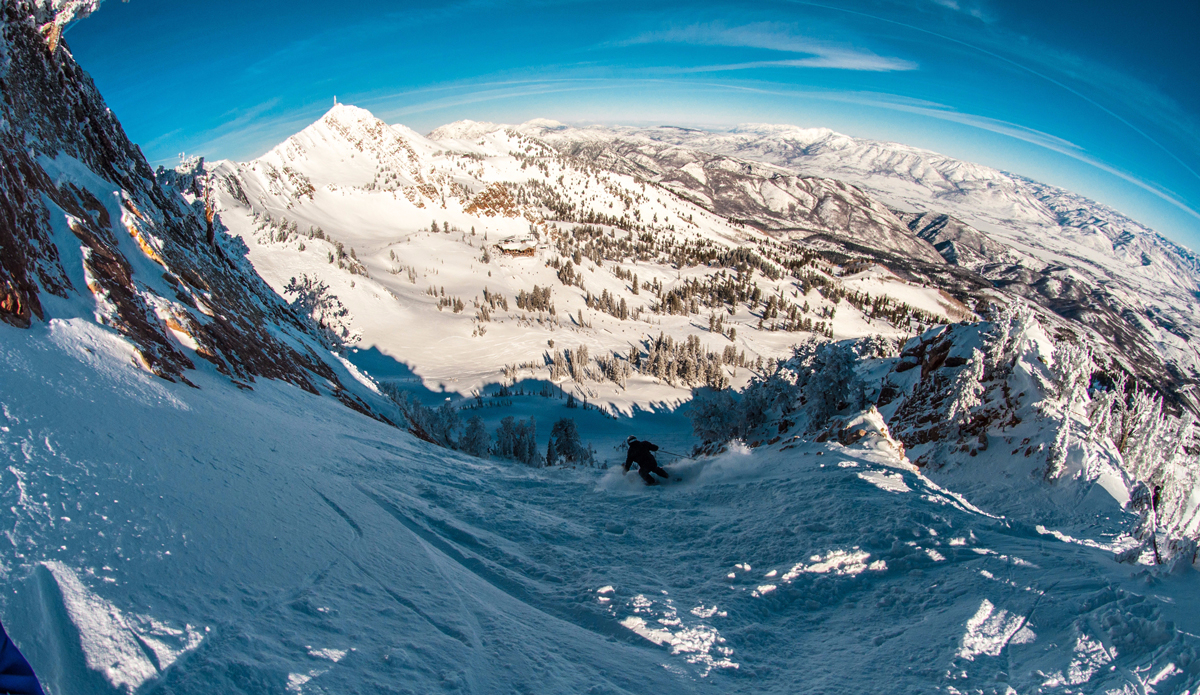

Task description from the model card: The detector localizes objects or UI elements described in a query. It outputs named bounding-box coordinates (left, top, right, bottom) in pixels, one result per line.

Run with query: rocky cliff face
left=0, top=1, right=382, bottom=416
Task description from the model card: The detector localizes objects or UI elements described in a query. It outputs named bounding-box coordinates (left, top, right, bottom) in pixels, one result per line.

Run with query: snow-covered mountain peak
left=427, top=119, right=505, bottom=141
left=729, top=122, right=846, bottom=146
left=521, top=117, right=568, bottom=130
left=307, top=102, right=433, bottom=154
left=322, top=101, right=378, bottom=124
left=249, top=102, right=445, bottom=193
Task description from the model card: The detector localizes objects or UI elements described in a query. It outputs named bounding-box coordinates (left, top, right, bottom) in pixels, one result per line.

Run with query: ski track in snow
left=2, top=320, right=1199, bottom=694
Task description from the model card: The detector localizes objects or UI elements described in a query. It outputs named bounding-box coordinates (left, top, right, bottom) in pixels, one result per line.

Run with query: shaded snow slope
left=894, top=210, right=1016, bottom=271
left=4, top=318, right=1200, bottom=694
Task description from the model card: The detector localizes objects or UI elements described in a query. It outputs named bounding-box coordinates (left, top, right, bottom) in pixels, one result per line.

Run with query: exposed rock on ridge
left=0, top=1, right=383, bottom=416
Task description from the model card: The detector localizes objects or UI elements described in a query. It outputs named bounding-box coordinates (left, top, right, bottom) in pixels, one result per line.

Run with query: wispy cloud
left=713, top=81, right=1200, bottom=223
left=620, top=22, right=917, bottom=72
left=926, top=0, right=992, bottom=22
left=1006, top=39, right=1200, bottom=183
left=867, top=99, right=1200, bottom=222
left=796, top=3, right=1200, bottom=184
left=150, top=98, right=318, bottom=163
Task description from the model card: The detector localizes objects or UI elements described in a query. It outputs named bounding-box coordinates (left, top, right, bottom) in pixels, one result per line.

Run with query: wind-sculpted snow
left=3, top=322, right=1199, bottom=694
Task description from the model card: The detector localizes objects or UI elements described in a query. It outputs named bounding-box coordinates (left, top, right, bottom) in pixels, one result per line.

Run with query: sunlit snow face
left=956, top=599, right=1036, bottom=661
left=610, top=591, right=738, bottom=677
left=780, top=549, right=886, bottom=581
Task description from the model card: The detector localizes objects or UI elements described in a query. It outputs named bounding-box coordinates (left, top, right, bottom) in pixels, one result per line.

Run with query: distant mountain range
left=206, top=106, right=1200, bottom=416
left=506, top=119, right=1200, bottom=413
left=3, top=3, right=1199, bottom=692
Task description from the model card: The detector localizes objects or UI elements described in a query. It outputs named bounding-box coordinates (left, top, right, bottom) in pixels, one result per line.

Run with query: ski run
left=2, top=4, right=1200, bottom=693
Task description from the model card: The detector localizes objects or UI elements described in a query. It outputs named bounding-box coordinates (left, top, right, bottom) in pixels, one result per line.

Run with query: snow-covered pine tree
left=1044, top=341, right=1096, bottom=481
left=687, top=389, right=738, bottom=442
left=805, top=342, right=863, bottom=424
left=548, top=418, right=591, bottom=465
left=429, top=402, right=461, bottom=449
left=283, top=274, right=356, bottom=347
left=1121, top=391, right=1169, bottom=482
left=1051, top=342, right=1093, bottom=413
left=1154, top=419, right=1199, bottom=542
left=945, top=348, right=985, bottom=427
left=984, top=301, right=1035, bottom=375
left=460, top=415, right=490, bottom=458
left=1086, top=374, right=1127, bottom=446
left=1045, top=417, right=1072, bottom=481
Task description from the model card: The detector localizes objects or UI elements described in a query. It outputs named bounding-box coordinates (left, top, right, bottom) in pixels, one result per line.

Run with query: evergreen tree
left=687, top=389, right=738, bottom=441
left=495, top=417, right=542, bottom=465
left=460, top=415, right=490, bottom=458
left=1051, top=342, right=1093, bottom=412
left=494, top=416, right=517, bottom=459
left=946, top=348, right=985, bottom=426
left=515, top=418, right=541, bottom=466
left=805, top=342, right=863, bottom=423
left=548, top=418, right=592, bottom=465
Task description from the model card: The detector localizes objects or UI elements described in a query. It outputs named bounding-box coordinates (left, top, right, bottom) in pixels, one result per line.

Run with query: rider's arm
left=623, top=449, right=634, bottom=472
left=647, top=443, right=659, bottom=451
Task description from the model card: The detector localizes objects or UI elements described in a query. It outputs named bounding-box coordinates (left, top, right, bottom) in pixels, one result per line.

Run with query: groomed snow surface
left=3, top=319, right=1200, bottom=694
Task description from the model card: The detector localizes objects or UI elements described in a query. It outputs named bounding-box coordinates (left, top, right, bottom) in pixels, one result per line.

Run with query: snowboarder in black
left=624, top=436, right=669, bottom=485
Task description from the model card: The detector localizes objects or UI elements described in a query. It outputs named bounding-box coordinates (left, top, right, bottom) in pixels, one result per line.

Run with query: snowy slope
left=3, top=4, right=1199, bottom=693
left=213, top=105, right=1200, bottom=418
left=5, top=316, right=1200, bottom=694
left=0, top=6, right=384, bottom=420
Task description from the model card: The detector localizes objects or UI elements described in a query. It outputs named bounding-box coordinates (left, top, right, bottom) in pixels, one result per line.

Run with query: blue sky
left=66, top=0, right=1200, bottom=249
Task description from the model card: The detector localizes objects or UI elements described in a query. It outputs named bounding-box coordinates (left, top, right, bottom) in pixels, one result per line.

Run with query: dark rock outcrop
left=0, top=2, right=383, bottom=417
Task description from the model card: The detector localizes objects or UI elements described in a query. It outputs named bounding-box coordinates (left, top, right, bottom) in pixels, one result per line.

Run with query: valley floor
left=2, top=319, right=1199, bottom=694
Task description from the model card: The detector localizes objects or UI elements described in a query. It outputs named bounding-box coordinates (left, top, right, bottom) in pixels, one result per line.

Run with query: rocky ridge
left=0, top=1, right=384, bottom=416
